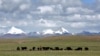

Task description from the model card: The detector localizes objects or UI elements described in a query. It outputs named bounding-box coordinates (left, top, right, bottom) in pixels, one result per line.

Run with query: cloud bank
left=0, top=0, right=99, bottom=33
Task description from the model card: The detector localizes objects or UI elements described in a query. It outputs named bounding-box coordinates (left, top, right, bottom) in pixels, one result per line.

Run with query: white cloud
left=42, top=0, right=82, bottom=6
left=97, top=14, right=100, bottom=19
left=0, top=26, right=7, bottom=28
left=37, top=4, right=63, bottom=14
left=61, top=0, right=82, bottom=6
left=6, top=21, right=12, bottom=24
left=70, top=22, right=86, bottom=28
left=0, top=0, right=3, bottom=5
left=37, top=5, right=54, bottom=13
left=18, top=21, right=28, bottom=26
left=83, top=14, right=100, bottom=21
left=67, top=14, right=82, bottom=21
left=13, top=0, right=22, bottom=3
left=66, top=14, right=100, bottom=22
left=66, top=7, right=94, bottom=14
left=19, top=4, right=30, bottom=11
left=0, top=0, right=100, bottom=33
left=73, top=14, right=81, bottom=19
left=0, top=29, right=5, bottom=33
left=26, top=14, right=32, bottom=19
left=37, top=18, right=57, bottom=27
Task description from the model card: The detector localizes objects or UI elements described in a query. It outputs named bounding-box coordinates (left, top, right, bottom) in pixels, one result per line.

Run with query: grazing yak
left=54, top=47, right=63, bottom=50
left=17, top=47, right=20, bottom=51
left=32, top=47, right=36, bottom=51
left=75, top=47, right=82, bottom=51
left=64, top=47, right=73, bottom=50
left=42, top=47, right=50, bottom=51
left=29, top=47, right=36, bottom=51
left=21, top=47, right=27, bottom=51
left=84, top=47, right=89, bottom=51
left=17, top=47, right=27, bottom=51
left=50, top=47, right=54, bottom=50
left=16, top=46, right=89, bottom=51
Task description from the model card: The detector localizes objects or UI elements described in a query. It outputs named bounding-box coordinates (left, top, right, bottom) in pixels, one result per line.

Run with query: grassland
left=0, top=35, right=100, bottom=56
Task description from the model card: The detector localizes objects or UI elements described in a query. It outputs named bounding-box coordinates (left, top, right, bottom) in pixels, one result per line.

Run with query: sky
left=0, top=0, right=100, bottom=33
left=82, top=0, right=95, bottom=4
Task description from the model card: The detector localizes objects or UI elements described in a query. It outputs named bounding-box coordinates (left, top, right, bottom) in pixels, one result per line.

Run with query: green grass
left=0, top=35, right=100, bottom=56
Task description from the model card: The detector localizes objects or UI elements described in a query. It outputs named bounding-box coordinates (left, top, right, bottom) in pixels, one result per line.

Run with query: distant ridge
left=0, top=26, right=100, bottom=38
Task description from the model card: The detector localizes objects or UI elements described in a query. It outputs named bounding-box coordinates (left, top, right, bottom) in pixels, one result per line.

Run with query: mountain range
left=0, top=26, right=70, bottom=38
left=0, top=26, right=100, bottom=38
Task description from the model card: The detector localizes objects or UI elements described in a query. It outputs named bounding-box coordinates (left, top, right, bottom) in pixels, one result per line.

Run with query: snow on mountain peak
left=36, top=32, right=40, bottom=35
left=42, top=27, right=69, bottom=35
left=55, top=27, right=69, bottom=34
left=61, top=27, right=69, bottom=33
left=55, top=31, right=62, bottom=34
left=7, top=26, right=25, bottom=34
left=42, top=29, right=54, bottom=35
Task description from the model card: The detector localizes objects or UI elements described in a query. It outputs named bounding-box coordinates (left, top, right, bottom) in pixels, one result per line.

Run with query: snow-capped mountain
left=60, top=27, right=69, bottom=33
left=0, top=27, right=70, bottom=38
left=41, top=27, right=69, bottom=35
left=0, top=26, right=27, bottom=38
left=1, top=26, right=100, bottom=38
left=55, top=27, right=69, bottom=34
left=7, top=26, right=25, bottom=34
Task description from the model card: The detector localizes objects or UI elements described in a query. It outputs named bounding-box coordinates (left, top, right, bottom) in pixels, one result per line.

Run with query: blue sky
left=81, top=0, right=95, bottom=4
left=0, top=0, right=100, bottom=33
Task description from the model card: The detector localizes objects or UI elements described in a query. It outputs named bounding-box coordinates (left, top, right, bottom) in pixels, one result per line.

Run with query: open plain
left=0, top=35, right=100, bottom=56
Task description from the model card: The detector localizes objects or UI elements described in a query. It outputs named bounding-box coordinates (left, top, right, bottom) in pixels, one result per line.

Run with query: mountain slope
left=55, top=27, right=69, bottom=34
left=42, top=29, right=54, bottom=35
left=42, top=27, right=69, bottom=35
left=7, top=26, right=25, bottom=34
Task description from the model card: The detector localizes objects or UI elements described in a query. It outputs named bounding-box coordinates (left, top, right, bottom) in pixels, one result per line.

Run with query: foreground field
left=0, top=35, right=100, bottom=56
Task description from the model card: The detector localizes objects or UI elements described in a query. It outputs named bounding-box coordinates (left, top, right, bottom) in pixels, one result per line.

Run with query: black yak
left=21, top=47, right=27, bottom=51
left=84, top=47, right=89, bottom=51
left=75, top=47, right=82, bottom=51
left=64, top=47, right=73, bottom=50
left=16, top=47, right=20, bottom=51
